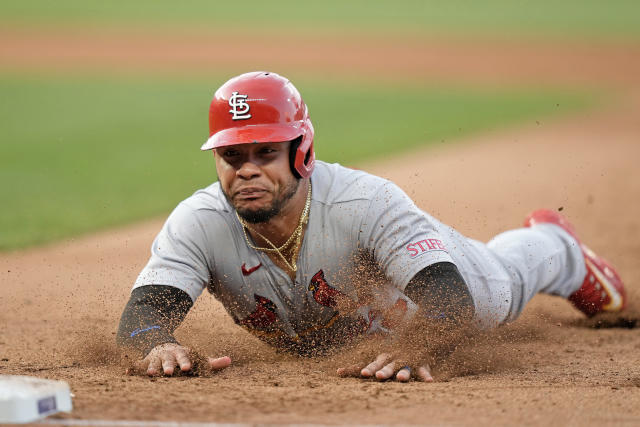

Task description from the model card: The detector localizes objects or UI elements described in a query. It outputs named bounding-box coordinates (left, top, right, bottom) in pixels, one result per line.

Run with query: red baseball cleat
left=524, top=209, right=626, bottom=317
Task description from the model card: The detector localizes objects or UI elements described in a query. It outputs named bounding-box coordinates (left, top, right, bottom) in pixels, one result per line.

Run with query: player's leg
left=523, top=209, right=626, bottom=317
left=487, top=223, right=585, bottom=321
left=487, top=209, right=626, bottom=321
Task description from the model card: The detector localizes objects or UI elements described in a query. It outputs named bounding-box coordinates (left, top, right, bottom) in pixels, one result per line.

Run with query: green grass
left=0, top=74, right=596, bottom=250
left=2, top=0, right=640, bottom=39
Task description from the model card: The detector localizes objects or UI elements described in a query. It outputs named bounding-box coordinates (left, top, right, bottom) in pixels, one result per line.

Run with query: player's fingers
left=161, top=352, right=177, bottom=376
left=147, top=355, right=163, bottom=377
left=174, top=349, right=192, bottom=372
left=395, top=366, right=411, bottom=382
left=336, top=364, right=362, bottom=377
left=361, top=353, right=392, bottom=377
left=207, top=356, right=232, bottom=371
left=416, top=365, right=434, bottom=382
left=375, top=361, right=396, bottom=380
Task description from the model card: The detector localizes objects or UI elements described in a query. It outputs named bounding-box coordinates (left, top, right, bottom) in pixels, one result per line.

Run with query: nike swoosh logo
left=242, top=262, right=262, bottom=276
left=130, top=325, right=160, bottom=338
left=585, top=258, right=623, bottom=311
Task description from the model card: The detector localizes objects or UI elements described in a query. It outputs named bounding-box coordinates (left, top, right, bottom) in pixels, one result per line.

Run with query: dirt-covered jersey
left=134, top=161, right=511, bottom=352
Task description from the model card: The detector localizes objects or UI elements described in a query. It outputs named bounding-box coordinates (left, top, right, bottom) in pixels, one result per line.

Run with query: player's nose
left=236, top=159, right=261, bottom=179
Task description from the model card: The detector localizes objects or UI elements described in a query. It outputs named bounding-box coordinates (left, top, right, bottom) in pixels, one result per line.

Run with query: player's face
left=215, top=142, right=299, bottom=223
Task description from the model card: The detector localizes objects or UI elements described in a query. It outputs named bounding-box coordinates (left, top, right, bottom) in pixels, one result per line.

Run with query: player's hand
left=336, top=353, right=433, bottom=382
left=138, top=343, right=232, bottom=376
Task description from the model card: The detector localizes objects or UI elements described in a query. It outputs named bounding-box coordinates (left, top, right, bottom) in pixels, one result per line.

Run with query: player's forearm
left=116, top=285, right=193, bottom=356
left=404, top=262, right=475, bottom=324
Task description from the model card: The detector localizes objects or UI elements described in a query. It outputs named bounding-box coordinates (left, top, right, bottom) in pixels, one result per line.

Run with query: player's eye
left=258, top=147, right=278, bottom=156
left=222, top=149, right=239, bottom=157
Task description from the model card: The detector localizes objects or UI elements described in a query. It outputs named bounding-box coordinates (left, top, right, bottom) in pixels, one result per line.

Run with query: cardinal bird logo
left=240, top=294, right=279, bottom=329
left=308, top=270, right=345, bottom=308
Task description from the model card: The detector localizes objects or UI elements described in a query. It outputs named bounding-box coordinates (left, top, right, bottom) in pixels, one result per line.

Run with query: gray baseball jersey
left=134, top=161, right=512, bottom=351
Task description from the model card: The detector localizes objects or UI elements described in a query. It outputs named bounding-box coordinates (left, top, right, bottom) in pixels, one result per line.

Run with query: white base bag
left=0, top=375, right=73, bottom=423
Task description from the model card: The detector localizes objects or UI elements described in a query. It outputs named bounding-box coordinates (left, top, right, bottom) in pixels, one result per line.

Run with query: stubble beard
left=225, top=178, right=300, bottom=224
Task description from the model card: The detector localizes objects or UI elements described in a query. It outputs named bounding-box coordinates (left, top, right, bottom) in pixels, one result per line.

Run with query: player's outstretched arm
left=338, top=262, right=474, bottom=382
left=116, top=284, right=232, bottom=376
left=403, top=261, right=474, bottom=324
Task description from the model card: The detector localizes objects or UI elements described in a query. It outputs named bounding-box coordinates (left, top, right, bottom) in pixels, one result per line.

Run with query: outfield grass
left=1, top=0, right=640, bottom=40
left=0, top=74, right=596, bottom=250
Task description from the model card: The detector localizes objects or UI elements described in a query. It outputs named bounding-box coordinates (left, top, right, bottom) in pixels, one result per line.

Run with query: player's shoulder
left=311, top=161, right=390, bottom=205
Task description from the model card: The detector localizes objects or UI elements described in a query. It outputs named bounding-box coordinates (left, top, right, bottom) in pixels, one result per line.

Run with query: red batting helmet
left=201, top=71, right=315, bottom=179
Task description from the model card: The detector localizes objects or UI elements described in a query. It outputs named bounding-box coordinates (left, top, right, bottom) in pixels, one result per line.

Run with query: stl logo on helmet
left=228, top=91, right=252, bottom=120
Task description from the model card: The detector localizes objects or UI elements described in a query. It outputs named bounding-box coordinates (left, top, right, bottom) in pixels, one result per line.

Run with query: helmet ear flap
left=289, top=133, right=315, bottom=179
left=289, top=136, right=304, bottom=179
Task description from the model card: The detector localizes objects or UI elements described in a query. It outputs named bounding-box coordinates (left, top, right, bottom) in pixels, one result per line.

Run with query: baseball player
left=117, top=71, right=626, bottom=382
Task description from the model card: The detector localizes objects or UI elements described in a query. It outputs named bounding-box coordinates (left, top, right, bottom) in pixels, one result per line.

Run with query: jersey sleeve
left=359, top=181, right=454, bottom=291
left=133, top=201, right=212, bottom=303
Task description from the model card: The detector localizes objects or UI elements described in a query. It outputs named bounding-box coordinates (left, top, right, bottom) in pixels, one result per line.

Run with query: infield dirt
left=1, top=31, right=639, bottom=425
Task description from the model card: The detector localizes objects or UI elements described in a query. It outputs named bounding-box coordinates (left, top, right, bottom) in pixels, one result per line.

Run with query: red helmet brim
left=201, top=123, right=304, bottom=151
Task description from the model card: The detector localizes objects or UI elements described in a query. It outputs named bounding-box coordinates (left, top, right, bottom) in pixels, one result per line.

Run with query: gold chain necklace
left=237, top=182, right=311, bottom=272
